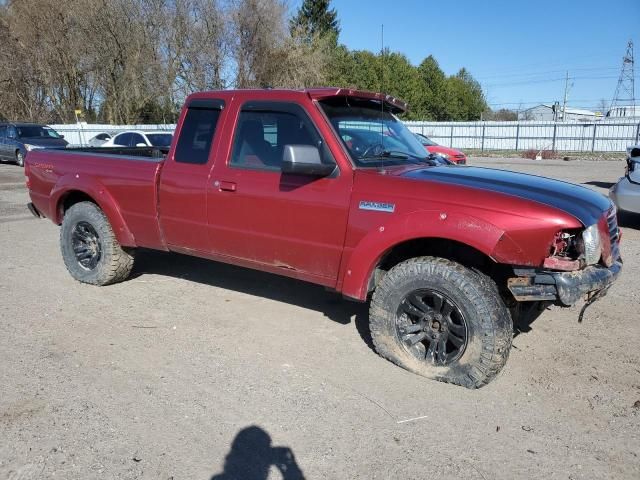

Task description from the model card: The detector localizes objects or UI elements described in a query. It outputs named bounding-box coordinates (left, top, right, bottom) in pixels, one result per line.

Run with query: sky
left=297, top=0, right=640, bottom=112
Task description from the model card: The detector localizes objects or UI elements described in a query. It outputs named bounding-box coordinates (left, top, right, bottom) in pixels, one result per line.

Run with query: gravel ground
left=1, top=157, right=639, bottom=480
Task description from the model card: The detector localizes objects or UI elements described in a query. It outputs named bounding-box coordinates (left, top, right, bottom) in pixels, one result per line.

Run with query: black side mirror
left=281, top=145, right=335, bottom=176
left=59, top=135, right=65, bottom=139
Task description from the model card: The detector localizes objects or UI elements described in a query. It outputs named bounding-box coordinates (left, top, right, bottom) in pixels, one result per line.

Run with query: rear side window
left=114, top=133, right=131, bottom=146
left=175, top=106, right=222, bottom=165
left=0, top=126, right=6, bottom=139
left=130, top=133, right=145, bottom=146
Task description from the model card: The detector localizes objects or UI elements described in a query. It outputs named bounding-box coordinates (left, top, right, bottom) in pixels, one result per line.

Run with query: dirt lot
left=1, top=157, right=639, bottom=480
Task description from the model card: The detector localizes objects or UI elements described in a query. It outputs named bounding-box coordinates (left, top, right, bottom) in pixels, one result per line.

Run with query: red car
left=415, top=132, right=467, bottom=164
left=25, top=88, right=621, bottom=388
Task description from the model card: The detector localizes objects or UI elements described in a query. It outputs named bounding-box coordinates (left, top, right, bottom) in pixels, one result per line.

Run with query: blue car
left=0, top=122, right=68, bottom=167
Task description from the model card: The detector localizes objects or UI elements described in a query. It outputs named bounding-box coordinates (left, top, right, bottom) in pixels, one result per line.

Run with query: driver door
left=207, top=100, right=352, bottom=285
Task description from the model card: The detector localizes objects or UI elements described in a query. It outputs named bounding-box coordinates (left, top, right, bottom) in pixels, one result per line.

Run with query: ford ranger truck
left=25, top=88, right=622, bottom=388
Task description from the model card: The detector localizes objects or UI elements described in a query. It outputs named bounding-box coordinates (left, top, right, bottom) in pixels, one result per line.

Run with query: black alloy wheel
left=71, top=221, right=102, bottom=270
left=396, top=289, right=468, bottom=365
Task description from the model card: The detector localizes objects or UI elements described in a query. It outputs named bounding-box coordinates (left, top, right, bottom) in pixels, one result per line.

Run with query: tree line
left=0, top=0, right=489, bottom=124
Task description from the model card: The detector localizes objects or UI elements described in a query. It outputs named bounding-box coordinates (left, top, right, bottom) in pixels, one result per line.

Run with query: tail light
left=24, top=162, right=31, bottom=189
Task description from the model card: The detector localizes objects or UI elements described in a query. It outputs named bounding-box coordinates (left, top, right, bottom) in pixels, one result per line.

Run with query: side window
left=130, top=133, right=145, bottom=146
left=230, top=103, right=334, bottom=171
left=114, top=133, right=131, bottom=146
left=7, top=126, right=17, bottom=139
left=0, top=126, right=6, bottom=139
left=174, top=107, right=222, bottom=165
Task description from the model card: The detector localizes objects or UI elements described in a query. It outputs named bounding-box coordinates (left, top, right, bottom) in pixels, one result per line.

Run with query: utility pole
left=561, top=71, right=569, bottom=122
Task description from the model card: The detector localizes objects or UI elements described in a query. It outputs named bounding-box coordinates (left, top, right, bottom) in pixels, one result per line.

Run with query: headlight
left=582, top=224, right=602, bottom=265
left=437, top=153, right=450, bottom=159
left=24, top=144, right=43, bottom=152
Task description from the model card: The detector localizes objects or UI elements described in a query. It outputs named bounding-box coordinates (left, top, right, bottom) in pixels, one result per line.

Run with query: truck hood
left=400, top=166, right=611, bottom=226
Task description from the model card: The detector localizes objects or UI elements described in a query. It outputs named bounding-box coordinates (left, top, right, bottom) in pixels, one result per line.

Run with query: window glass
left=146, top=133, right=173, bottom=147
left=174, top=107, right=221, bottom=164
left=97, top=133, right=110, bottom=140
left=230, top=104, right=333, bottom=171
left=7, top=126, right=17, bottom=138
left=15, top=125, right=62, bottom=138
left=130, top=133, right=145, bottom=146
left=0, top=126, right=6, bottom=139
left=319, top=98, right=429, bottom=168
left=113, top=133, right=131, bottom=146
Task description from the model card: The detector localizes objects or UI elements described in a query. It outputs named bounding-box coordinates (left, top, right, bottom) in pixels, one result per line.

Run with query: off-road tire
left=369, top=256, right=513, bottom=388
left=16, top=151, right=24, bottom=167
left=60, top=201, right=134, bottom=285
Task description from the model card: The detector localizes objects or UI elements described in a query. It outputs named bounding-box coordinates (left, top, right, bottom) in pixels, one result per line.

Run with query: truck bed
left=26, top=146, right=167, bottom=249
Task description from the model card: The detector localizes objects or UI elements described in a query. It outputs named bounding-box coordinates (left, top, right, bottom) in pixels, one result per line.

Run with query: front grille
left=607, top=206, right=620, bottom=260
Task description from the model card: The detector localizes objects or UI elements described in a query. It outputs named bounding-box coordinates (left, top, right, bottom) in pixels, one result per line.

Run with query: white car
left=87, top=132, right=112, bottom=147
left=102, top=130, right=173, bottom=148
left=609, top=145, right=640, bottom=214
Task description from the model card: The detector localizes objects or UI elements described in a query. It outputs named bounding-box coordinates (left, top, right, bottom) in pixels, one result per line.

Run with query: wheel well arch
left=57, top=190, right=97, bottom=221
left=366, top=237, right=507, bottom=294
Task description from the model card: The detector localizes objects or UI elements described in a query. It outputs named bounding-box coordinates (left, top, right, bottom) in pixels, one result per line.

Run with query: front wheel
left=60, top=201, right=135, bottom=285
left=369, top=257, right=513, bottom=388
left=16, top=151, right=24, bottom=167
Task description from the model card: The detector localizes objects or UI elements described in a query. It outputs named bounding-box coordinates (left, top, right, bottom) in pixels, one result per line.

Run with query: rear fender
left=50, top=174, right=136, bottom=247
left=340, top=210, right=520, bottom=300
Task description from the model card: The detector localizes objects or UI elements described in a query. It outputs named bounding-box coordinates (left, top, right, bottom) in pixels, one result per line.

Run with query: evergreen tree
left=290, top=0, right=340, bottom=39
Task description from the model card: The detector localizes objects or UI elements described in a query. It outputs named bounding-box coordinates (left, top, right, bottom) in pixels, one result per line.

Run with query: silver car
left=610, top=145, right=640, bottom=214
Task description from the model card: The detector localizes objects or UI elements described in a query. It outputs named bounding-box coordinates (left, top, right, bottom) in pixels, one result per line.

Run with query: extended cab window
left=174, top=104, right=222, bottom=165
left=230, top=102, right=334, bottom=171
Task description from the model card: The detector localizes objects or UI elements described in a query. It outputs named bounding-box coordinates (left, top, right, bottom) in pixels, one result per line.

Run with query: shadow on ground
left=132, top=249, right=375, bottom=351
left=618, top=210, right=640, bottom=230
left=211, top=426, right=305, bottom=480
left=582, top=181, right=615, bottom=189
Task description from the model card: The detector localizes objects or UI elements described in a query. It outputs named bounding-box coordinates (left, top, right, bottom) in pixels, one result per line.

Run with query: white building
left=518, top=104, right=599, bottom=122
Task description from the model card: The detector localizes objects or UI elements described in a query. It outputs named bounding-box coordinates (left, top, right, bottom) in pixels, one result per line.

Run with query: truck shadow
left=618, top=210, right=640, bottom=230
left=131, top=249, right=375, bottom=351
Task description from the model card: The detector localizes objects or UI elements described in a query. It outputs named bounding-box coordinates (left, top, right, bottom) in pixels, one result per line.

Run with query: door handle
left=215, top=180, right=237, bottom=192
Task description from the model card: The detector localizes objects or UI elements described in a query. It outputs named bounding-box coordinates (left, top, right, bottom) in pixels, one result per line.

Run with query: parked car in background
left=0, top=122, right=68, bottom=166
left=101, top=130, right=173, bottom=148
left=414, top=133, right=467, bottom=164
left=610, top=145, right=640, bottom=214
left=88, top=133, right=112, bottom=147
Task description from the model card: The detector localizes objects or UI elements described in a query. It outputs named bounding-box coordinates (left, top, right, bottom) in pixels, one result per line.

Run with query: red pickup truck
left=25, top=88, right=622, bottom=388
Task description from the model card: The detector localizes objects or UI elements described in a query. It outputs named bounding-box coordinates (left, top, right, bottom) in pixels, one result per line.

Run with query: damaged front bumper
left=508, top=260, right=623, bottom=306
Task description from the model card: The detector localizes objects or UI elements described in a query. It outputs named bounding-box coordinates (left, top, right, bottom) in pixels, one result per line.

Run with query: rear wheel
left=60, top=201, right=135, bottom=285
left=15, top=151, right=24, bottom=167
left=369, top=257, right=512, bottom=388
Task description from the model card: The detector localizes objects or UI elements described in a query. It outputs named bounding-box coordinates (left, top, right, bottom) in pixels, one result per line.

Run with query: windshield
left=415, top=133, right=438, bottom=146
left=319, top=98, right=432, bottom=167
left=17, top=125, right=62, bottom=139
left=146, top=133, right=173, bottom=147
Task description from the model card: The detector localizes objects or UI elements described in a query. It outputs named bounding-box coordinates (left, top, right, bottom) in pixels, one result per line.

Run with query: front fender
left=50, top=174, right=136, bottom=246
left=339, top=210, right=522, bottom=300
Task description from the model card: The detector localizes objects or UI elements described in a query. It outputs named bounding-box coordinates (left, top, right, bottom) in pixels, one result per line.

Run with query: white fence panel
left=50, top=124, right=176, bottom=146
left=50, top=119, right=640, bottom=152
left=405, top=120, right=640, bottom=152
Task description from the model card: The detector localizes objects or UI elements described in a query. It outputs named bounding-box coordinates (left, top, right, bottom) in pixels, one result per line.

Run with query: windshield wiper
left=359, top=150, right=413, bottom=162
